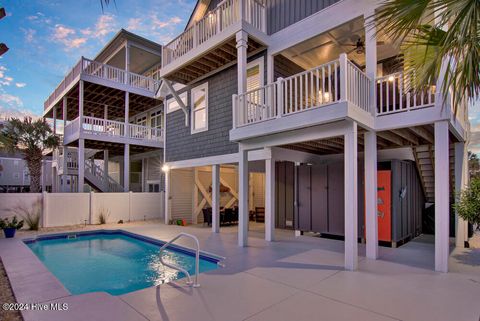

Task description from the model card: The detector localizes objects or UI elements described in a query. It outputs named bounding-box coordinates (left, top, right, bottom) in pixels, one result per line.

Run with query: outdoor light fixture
left=0, top=43, right=8, bottom=56
left=388, top=75, right=395, bottom=82
left=0, top=8, right=6, bottom=20
left=162, top=164, right=170, bottom=172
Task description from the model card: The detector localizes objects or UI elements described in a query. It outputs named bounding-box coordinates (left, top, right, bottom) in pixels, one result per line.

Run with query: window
left=150, top=110, right=163, bottom=130
left=191, top=83, right=208, bottom=134
left=136, top=115, right=147, bottom=126
left=246, top=57, right=264, bottom=92
left=148, top=182, right=160, bottom=192
left=166, top=92, right=187, bottom=114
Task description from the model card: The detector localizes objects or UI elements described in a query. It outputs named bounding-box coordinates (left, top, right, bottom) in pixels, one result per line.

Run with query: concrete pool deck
left=1, top=221, right=479, bottom=321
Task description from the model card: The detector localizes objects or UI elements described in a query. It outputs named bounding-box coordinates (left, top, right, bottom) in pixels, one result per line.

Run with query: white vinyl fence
left=0, top=192, right=164, bottom=228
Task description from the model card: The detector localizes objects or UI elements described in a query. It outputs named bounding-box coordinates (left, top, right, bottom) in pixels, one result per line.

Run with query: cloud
left=51, top=24, right=87, bottom=50
left=125, top=15, right=182, bottom=43
left=0, top=93, right=23, bottom=108
left=0, top=105, right=40, bottom=120
left=0, top=66, right=14, bottom=86
left=22, top=28, right=37, bottom=43
left=15, top=83, right=27, bottom=88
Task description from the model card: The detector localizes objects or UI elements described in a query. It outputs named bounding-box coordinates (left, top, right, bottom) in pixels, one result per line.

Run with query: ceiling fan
left=344, top=37, right=385, bottom=55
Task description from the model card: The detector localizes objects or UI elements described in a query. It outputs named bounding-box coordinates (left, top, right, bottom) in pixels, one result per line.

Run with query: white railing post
left=339, top=53, right=348, bottom=102
left=193, top=24, right=198, bottom=48
left=262, top=2, right=267, bottom=33
left=232, top=94, right=238, bottom=129
left=239, top=0, right=245, bottom=21
left=276, top=77, right=284, bottom=118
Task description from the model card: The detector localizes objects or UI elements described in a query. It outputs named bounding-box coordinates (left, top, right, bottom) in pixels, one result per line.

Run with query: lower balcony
left=64, top=116, right=163, bottom=148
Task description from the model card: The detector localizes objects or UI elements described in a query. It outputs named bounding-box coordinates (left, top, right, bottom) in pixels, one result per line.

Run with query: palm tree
left=374, top=0, right=479, bottom=111
left=0, top=118, right=59, bottom=192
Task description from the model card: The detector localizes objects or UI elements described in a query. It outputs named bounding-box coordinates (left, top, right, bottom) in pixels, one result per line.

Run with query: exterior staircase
left=413, top=145, right=455, bottom=203
left=84, top=161, right=124, bottom=192
left=53, top=147, right=123, bottom=192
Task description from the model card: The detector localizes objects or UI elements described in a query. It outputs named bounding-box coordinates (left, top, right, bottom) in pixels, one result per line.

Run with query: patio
left=1, top=221, right=479, bottom=321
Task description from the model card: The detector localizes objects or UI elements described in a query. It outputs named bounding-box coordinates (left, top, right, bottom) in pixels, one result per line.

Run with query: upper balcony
left=63, top=116, right=163, bottom=149
left=161, top=0, right=268, bottom=83
left=44, top=57, right=161, bottom=113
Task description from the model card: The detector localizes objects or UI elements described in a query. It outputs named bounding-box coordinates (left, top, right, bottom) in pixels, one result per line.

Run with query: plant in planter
left=0, top=216, right=24, bottom=238
left=455, top=177, right=480, bottom=231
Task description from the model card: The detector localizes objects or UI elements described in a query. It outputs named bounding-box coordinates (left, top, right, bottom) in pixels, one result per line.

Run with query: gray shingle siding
left=267, top=0, right=341, bottom=34
left=165, top=51, right=267, bottom=163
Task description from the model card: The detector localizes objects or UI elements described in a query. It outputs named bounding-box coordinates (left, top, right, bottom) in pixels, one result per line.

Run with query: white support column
left=238, top=146, right=249, bottom=247
left=103, top=150, right=109, bottom=178
left=78, top=138, right=85, bottom=192
left=265, top=155, right=275, bottom=241
left=454, top=141, right=468, bottom=248
left=236, top=31, right=248, bottom=95
left=79, top=80, right=84, bottom=127
left=125, top=42, right=130, bottom=85
left=125, top=92, right=129, bottom=137
left=267, top=51, right=274, bottom=84
left=364, top=131, right=378, bottom=259
left=52, top=167, right=57, bottom=193
left=62, top=97, right=67, bottom=132
left=212, top=164, right=220, bottom=233
left=344, top=121, right=358, bottom=271
left=124, top=144, right=130, bottom=192
left=434, top=120, right=450, bottom=272
left=52, top=107, right=57, bottom=135
left=364, top=10, right=377, bottom=114
left=164, top=169, right=170, bottom=225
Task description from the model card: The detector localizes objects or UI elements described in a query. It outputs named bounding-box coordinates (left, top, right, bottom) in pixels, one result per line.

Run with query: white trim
left=166, top=92, right=187, bottom=114
left=190, top=82, right=209, bottom=134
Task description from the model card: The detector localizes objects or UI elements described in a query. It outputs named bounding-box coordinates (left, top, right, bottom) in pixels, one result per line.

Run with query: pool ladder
left=159, top=233, right=201, bottom=288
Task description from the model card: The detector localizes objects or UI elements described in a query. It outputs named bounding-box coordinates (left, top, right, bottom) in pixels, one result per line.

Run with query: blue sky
left=0, top=0, right=479, bottom=153
left=0, top=0, right=195, bottom=117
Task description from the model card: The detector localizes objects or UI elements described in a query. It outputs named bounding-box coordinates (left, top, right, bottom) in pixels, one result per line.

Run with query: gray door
left=311, top=164, right=328, bottom=233
left=297, top=165, right=311, bottom=231
left=327, top=162, right=344, bottom=235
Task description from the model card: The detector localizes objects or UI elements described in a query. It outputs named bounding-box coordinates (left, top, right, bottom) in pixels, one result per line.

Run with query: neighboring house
left=0, top=151, right=52, bottom=193
left=159, top=0, right=470, bottom=274
left=43, top=30, right=164, bottom=193
left=0, top=119, right=53, bottom=192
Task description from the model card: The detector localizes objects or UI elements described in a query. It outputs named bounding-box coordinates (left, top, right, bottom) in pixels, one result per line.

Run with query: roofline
left=93, top=29, right=162, bottom=61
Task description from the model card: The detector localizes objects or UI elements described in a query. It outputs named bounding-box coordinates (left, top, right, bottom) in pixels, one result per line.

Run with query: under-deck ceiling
left=166, top=37, right=265, bottom=84
left=45, top=81, right=162, bottom=121
left=66, top=139, right=160, bottom=157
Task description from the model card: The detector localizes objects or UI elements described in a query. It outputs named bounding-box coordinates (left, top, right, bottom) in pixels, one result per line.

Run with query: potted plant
left=0, top=216, right=24, bottom=238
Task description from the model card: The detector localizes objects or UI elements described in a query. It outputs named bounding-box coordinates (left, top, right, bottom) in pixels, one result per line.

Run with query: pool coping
left=23, top=229, right=226, bottom=263
left=1, top=228, right=225, bottom=321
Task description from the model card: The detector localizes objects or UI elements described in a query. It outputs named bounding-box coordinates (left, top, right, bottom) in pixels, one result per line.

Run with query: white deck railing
left=376, top=72, right=435, bottom=116
left=162, top=0, right=266, bottom=67
left=64, top=116, right=163, bottom=144
left=234, top=55, right=373, bottom=128
left=44, top=57, right=161, bottom=110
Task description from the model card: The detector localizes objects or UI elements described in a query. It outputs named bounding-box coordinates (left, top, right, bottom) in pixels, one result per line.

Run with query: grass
left=98, top=207, right=110, bottom=225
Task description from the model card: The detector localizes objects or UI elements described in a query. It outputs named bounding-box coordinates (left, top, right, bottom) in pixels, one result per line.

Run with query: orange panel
left=377, top=170, right=392, bottom=242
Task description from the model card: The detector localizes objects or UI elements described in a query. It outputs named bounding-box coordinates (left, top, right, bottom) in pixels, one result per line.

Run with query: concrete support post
left=164, top=169, right=170, bottom=225
left=265, top=155, right=275, bottom=241
left=364, top=10, right=377, bottom=114
left=212, top=164, right=220, bottom=233
left=455, top=141, right=468, bottom=248
left=364, top=131, right=378, bottom=259
left=344, top=121, right=358, bottom=271
left=236, top=31, right=248, bottom=95
left=78, top=138, right=85, bottom=192
left=124, top=144, right=130, bottom=192
left=238, top=146, right=249, bottom=247
left=434, top=120, right=450, bottom=272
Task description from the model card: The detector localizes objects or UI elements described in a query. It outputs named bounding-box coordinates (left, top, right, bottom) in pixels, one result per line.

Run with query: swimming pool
left=24, top=230, right=222, bottom=296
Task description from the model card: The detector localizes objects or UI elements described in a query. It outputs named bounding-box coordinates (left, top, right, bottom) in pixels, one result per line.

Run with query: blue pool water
left=25, top=231, right=220, bottom=296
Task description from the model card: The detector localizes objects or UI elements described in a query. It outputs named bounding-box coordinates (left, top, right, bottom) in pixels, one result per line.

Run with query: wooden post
left=365, top=131, right=378, bottom=259
left=238, top=146, right=249, bottom=247
left=364, top=10, right=377, bottom=115
left=339, top=53, right=348, bottom=102
left=265, top=154, right=275, bottom=241
left=124, top=144, right=130, bottom=192
left=212, top=164, right=220, bottom=233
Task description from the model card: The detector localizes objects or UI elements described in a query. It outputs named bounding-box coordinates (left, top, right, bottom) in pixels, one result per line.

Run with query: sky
left=0, top=0, right=479, bottom=153
left=0, top=0, right=195, bottom=118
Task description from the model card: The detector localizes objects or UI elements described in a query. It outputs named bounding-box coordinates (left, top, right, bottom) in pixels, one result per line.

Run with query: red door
left=377, top=170, right=392, bottom=242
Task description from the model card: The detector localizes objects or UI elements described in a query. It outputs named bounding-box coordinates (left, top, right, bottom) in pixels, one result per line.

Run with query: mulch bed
left=0, top=258, right=23, bottom=321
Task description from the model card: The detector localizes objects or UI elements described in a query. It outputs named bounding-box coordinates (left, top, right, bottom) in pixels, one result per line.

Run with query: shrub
left=12, top=200, right=42, bottom=231
left=455, top=177, right=480, bottom=229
